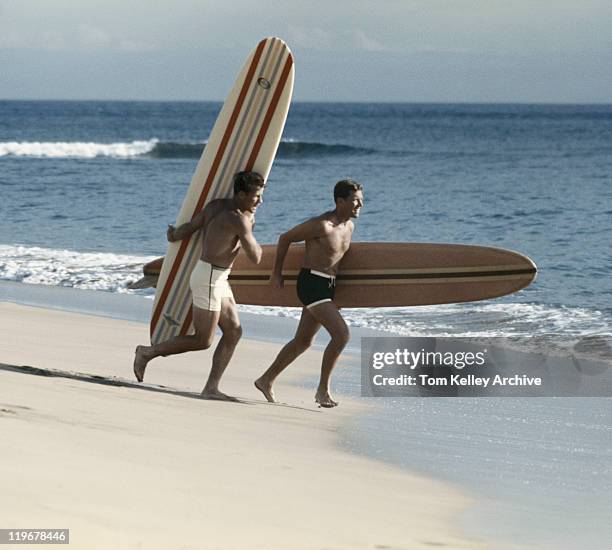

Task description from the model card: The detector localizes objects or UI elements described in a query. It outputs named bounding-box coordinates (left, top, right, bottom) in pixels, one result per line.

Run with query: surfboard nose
left=528, top=260, right=538, bottom=283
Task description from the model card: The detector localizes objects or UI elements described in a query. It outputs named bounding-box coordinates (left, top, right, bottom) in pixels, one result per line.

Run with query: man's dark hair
left=233, top=171, right=265, bottom=194
left=334, top=178, right=363, bottom=202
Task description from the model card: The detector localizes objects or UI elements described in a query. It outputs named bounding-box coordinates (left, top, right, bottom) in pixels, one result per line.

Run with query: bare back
left=303, top=212, right=354, bottom=275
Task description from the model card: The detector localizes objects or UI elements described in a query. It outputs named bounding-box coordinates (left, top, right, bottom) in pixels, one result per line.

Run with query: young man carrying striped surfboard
left=133, top=171, right=265, bottom=401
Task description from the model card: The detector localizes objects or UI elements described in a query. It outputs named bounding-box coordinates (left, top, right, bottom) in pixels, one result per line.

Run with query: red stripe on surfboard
left=178, top=52, right=294, bottom=337
left=191, top=39, right=270, bottom=217
left=150, top=39, right=268, bottom=339
left=245, top=55, right=293, bottom=170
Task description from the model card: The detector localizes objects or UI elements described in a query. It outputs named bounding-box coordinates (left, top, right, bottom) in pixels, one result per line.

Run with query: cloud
left=42, top=30, right=69, bottom=51
left=0, top=28, right=67, bottom=51
left=77, top=24, right=112, bottom=48
left=286, top=25, right=393, bottom=53
left=117, top=40, right=158, bottom=53
left=74, top=25, right=157, bottom=52
left=352, top=29, right=389, bottom=52
left=0, top=29, right=25, bottom=49
left=286, top=25, right=334, bottom=50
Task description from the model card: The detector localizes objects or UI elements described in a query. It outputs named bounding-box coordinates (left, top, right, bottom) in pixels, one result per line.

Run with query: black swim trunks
left=297, top=268, right=336, bottom=309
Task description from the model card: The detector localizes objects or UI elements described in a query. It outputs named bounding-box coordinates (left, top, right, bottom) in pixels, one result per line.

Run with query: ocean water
left=330, top=367, right=612, bottom=550
left=1, top=101, right=611, bottom=342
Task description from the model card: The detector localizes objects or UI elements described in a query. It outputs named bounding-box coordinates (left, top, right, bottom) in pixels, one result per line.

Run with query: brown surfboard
left=129, top=242, right=537, bottom=307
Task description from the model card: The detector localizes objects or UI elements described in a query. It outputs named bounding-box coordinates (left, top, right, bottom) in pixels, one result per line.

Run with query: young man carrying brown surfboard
left=133, top=171, right=265, bottom=401
left=255, top=179, right=364, bottom=408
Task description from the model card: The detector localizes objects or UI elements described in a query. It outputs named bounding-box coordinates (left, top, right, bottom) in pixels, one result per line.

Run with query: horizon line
left=1, top=98, right=612, bottom=106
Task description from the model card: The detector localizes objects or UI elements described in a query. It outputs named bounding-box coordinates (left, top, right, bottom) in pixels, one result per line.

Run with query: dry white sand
left=1, top=302, right=489, bottom=549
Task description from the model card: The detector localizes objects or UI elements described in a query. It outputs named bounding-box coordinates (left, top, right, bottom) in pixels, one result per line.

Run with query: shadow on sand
left=0, top=363, right=318, bottom=413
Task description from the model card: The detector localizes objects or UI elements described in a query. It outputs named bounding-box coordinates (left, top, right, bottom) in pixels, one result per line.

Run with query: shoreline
left=0, top=298, right=489, bottom=549
left=3, top=95, right=611, bottom=549
left=0, top=279, right=388, bottom=351
left=4, top=283, right=610, bottom=549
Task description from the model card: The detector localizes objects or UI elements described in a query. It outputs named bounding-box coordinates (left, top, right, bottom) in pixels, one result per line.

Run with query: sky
left=1, top=0, right=611, bottom=102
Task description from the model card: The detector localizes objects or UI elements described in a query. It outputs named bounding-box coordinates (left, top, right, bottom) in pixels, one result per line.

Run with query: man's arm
left=236, top=214, right=262, bottom=264
left=270, top=217, right=328, bottom=288
left=167, top=209, right=206, bottom=242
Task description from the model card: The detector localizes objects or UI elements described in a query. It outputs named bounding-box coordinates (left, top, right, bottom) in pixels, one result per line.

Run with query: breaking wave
left=2, top=244, right=609, bottom=346
left=0, top=139, right=375, bottom=159
left=0, top=244, right=157, bottom=295
left=0, top=140, right=158, bottom=159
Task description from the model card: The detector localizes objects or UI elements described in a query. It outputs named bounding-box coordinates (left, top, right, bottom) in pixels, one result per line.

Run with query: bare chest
left=316, top=225, right=352, bottom=256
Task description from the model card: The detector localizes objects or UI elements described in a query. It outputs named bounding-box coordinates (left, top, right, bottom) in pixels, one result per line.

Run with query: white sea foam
left=237, top=302, right=610, bottom=340
left=1, top=244, right=609, bottom=340
left=0, top=139, right=158, bottom=158
left=342, top=302, right=611, bottom=338
left=0, top=244, right=157, bottom=295
left=0, top=138, right=366, bottom=159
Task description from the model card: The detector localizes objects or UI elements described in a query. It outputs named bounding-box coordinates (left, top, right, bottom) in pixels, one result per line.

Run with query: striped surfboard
left=150, top=37, right=294, bottom=345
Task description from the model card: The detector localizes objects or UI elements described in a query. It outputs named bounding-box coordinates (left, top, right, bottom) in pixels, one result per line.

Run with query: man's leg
left=306, top=301, right=350, bottom=408
left=254, top=307, right=321, bottom=403
left=201, top=297, right=242, bottom=400
left=133, top=305, right=219, bottom=382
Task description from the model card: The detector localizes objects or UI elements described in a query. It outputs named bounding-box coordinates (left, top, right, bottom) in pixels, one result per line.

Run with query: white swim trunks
left=189, top=260, right=233, bottom=311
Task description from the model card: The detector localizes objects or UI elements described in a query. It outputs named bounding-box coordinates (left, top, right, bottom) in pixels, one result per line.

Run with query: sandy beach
left=0, top=302, right=488, bottom=550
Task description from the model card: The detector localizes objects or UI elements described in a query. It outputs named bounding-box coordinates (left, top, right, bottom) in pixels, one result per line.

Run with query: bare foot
left=133, top=345, right=151, bottom=382
left=254, top=377, right=276, bottom=403
left=200, top=388, right=239, bottom=402
left=315, top=390, right=339, bottom=408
